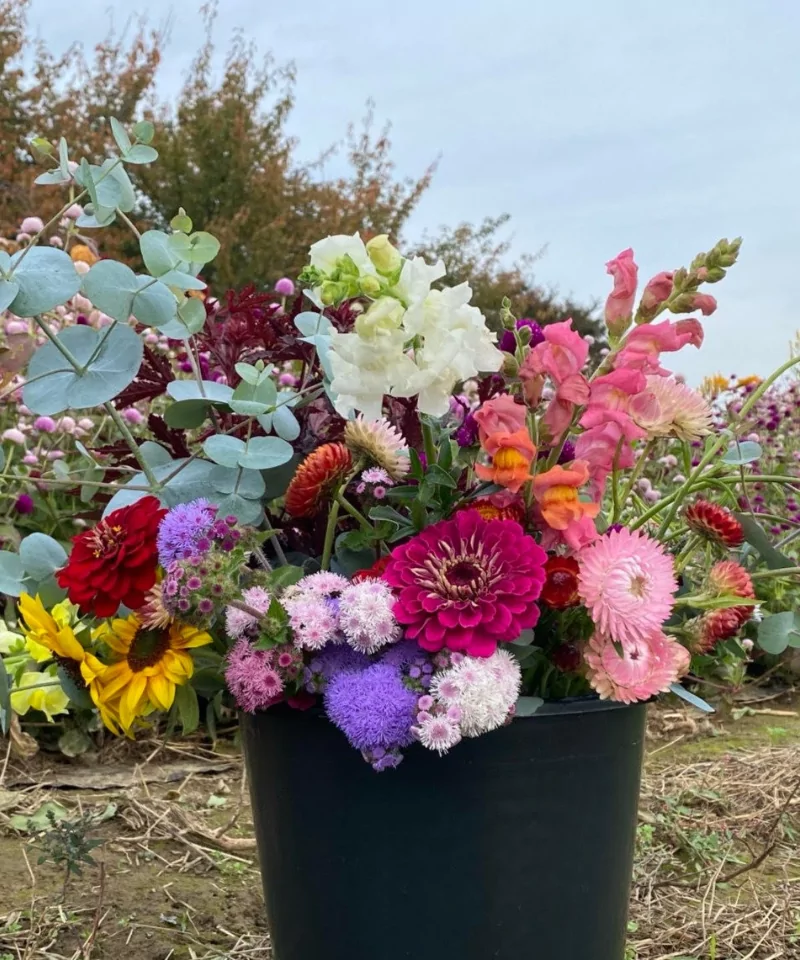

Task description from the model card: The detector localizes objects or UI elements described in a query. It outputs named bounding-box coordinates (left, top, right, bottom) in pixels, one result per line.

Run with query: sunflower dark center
left=127, top=629, right=170, bottom=672
left=54, top=654, right=85, bottom=687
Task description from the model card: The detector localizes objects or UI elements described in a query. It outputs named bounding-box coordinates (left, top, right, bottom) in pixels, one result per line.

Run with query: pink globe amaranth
left=383, top=511, right=547, bottom=657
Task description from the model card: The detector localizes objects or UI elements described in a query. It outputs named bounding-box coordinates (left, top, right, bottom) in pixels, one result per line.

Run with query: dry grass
left=0, top=698, right=798, bottom=960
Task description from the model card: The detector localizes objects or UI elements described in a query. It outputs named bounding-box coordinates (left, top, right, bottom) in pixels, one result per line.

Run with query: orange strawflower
left=474, top=428, right=536, bottom=494
left=285, top=443, right=352, bottom=517
left=532, top=460, right=600, bottom=530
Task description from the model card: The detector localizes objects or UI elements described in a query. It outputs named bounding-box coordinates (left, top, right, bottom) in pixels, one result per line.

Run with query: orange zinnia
left=532, top=460, right=600, bottom=530
left=475, top=428, right=536, bottom=494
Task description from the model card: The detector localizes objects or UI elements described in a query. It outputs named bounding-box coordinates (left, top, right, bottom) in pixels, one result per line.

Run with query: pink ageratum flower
left=521, top=318, right=588, bottom=385
left=604, top=248, right=638, bottom=334
left=384, top=511, right=547, bottom=657
left=584, top=630, right=685, bottom=704
left=614, top=319, right=703, bottom=376
left=338, top=579, right=400, bottom=653
left=225, top=586, right=272, bottom=640
left=473, top=393, right=526, bottom=443
left=578, top=528, right=678, bottom=647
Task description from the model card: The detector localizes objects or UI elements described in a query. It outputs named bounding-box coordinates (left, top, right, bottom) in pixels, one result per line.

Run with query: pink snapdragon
left=521, top=318, right=588, bottom=384
left=614, top=319, right=703, bottom=376
left=604, top=248, right=638, bottom=336
left=638, top=271, right=674, bottom=314
left=473, top=393, right=526, bottom=441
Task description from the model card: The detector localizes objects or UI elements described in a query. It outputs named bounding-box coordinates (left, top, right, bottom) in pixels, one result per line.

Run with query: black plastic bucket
left=242, top=698, right=646, bottom=960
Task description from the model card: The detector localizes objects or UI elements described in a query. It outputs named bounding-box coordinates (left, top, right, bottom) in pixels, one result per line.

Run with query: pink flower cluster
left=225, top=639, right=303, bottom=712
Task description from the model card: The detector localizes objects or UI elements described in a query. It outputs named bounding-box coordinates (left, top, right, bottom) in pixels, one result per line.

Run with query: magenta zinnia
left=578, top=528, right=677, bottom=647
left=383, top=511, right=547, bottom=657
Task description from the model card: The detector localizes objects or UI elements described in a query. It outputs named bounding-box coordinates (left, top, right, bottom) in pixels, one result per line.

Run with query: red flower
left=285, top=443, right=352, bottom=518
left=540, top=556, right=581, bottom=609
left=689, top=559, right=756, bottom=653
left=551, top=641, right=582, bottom=673
left=685, top=500, right=744, bottom=548
left=461, top=498, right=526, bottom=524
left=351, top=556, right=391, bottom=583
left=56, top=496, right=166, bottom=618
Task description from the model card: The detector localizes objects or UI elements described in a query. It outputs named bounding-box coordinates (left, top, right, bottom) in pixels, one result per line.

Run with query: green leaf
left=80, top=466, right=105, bottom=502
left=167, top=380, right=233, bottom=404
left=515, top=696, right=544, bottom=717
left=81, top=260, right=137, bottom=320
left=177, top=296, right=206, bottom=334
left=426, top=464, right=457, bottom=489
left=668, top=683, right=715, bottom=713
left=139, top=441, right=173, bottom=468
left=262, top=457, right=299, bottom=499
left=133, top=276, right=178, bottom=328
left=158, top=270, right=206, bottom=292
left=34, top=169, right=71, bottom=185
left=110, top=117, right=132, bottom=154
left=133, top=120, right=155, bottom=144
left=23, top=324, right=143, bottom=415
left=0, top=552, right=24, bottom=596
left=272, top=404, right=300, bottom=441
left=168, top=231, right=219, bottom=264
left=8, top=247, right=80, bottom=316
left=268, top=565, right=305, bottom=592
left=203, top=436, right=245, bottom=468
left=369, top=505, right=408, bottom=528
left=57, top=665, right=94, bottom=709
left=140, top=230, right=180, bottom=277
left=386, top=485, right=420, bottom=502
left=229, top=378, right=277, bottom=416
left=0, top=658, right=10, bottom=735
left=164, top=399, right=210, bottom=429
left=235, top=363, right=260, bottom=385
left=332, top=533, right=375, bottom=578
left=125, top=144, right=158, bottom=164
left=105, top=163, right=136, bottom=213
left=757, top=612, right=800, bottom=655
left=103, top=458, right=215, bottom=514
left=210, top=465, right=265, bottom=499
left=170, top=209, right=192, bottom=233
left=238, top=437, right=294, bottom=471
left=0, top=278, right=20, bottom=312
left=735, top=514, right=794, bottom=570
left=58, top=728, right=93, bottom=758
left=174, top=684, right=200, bottom=735
left=722, top=441, right=762, bottom=466
left=19, top=533, right=67, bottom=580
left=216, top=493, right=262, bottom=524
left=294, top=311, right=334, bottom=337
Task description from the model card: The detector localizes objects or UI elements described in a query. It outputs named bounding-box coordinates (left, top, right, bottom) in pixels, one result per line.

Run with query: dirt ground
left=0, top=689, right=798, bottom=960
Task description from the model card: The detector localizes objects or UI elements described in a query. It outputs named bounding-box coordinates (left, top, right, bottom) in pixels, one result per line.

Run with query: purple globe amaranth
left=499, top=317, right=545, bottom=354
left=324, top=662, right=418, bottom=752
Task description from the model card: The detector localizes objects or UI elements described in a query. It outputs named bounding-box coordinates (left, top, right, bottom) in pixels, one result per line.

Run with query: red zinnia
left=540, top=556, right=581, bottom=609
left=56, top=496, right=166, bottom=618
left=285, top=443, right=352, bottom=518
left=351, top=555, right=391, bottom=583
left=684, top=500, right=744, bottom=548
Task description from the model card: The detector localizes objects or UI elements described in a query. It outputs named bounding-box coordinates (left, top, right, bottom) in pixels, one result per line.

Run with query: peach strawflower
left=532, top=460, right=600, bottom=531
left=633, top=376, right=713, bottom=442
left=285, top=443, right=352, bottom=517
left=584, top=630, right=686, bottom=704
left=474, top=428, right=535, bottom=494
left=578, top=528, right=677, bottom=647
left=343, top=416, right=409, bottom=480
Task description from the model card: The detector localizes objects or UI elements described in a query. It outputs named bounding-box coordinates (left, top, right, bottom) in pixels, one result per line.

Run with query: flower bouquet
left=1, top=119, right=799, bottom=960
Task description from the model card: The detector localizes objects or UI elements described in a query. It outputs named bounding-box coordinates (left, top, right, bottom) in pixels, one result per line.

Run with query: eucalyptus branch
left=115, top=207, right=141, bottom=239
left=103, top=402, right=159, bottom=489
left=33, top=316, right=86, bottom=372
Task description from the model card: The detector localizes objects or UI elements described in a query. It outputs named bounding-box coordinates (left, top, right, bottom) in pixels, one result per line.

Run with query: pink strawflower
left=633, top=376, right=713, bottom=441
left=344, top=416, right=409, bottom=480
left=225, top=586, right=272, bottom=640
left=604, top=248, right=638, bottom=335
left=578, top=528, right=677, bottom=647
left=225, top=639, right=285, bottom=712
left=521, top=318, right=588, bottom=384
left=384, top=511, right=547, bottom=657
left=584, top=630, right=684, bottom=704
left=338, top=579, right=400, bottom=653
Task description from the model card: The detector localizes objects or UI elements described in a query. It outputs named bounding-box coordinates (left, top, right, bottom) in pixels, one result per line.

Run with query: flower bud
left=366, top=234, right=402, bottom=276
left=690, top=293, right=717, bottom=316
left=320, top=281, right=345, bottom=306
left=501, top=354, right=519, bottom=377
left=355, top=297, right=405, bottom=338
left=704, top=266, right=726, bottom=283
left=359, top=274, right=382, bottom=298
left=635, top=270, right=674, bottom=323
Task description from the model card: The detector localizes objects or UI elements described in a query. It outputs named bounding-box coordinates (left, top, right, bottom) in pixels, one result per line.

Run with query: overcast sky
left=24, top=0, right=800, bottom=383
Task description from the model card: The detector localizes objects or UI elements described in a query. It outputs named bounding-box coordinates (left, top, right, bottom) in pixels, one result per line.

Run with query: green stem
left=33, top=316, right=86, bottom=372
left=336, top=492, right=372, bottom=530
left=749, top=567, right=800, bottom=580
left=116, top=208, right=141, bottom=239
left=618, top=440, right=654, bottom=514
left=103, top=403, right=159, bottom=489
left=321, top=499, right=341, bottom=572
left=421, top=421, right=436, bottom=468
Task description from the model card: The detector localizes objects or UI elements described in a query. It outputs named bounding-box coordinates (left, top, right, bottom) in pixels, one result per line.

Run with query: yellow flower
left=10, top=669, right=70, bottom=721
left=93, top=615, right=211, bottom=733
left=69, top=243, right=98, bottom=265
left=736, top=374, right=762, bottom=389
left=18, top=594, right=120, bottom=732
left=699, top=373, right=729, bottom=398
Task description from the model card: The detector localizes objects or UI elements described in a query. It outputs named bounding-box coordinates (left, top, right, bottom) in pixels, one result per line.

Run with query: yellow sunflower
left=17, top=593, right=121, bottom=732
left=93, top=614, right=211, bottom=733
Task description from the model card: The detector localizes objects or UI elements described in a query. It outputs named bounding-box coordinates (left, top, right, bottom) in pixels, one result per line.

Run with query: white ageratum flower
left=308, top=233, right=377, bottom=277
left=430, top=650, right=521, bottom=738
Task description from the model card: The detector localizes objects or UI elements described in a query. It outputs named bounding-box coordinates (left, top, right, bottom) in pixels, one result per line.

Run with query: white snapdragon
left=308, top=233, right=377, bottom=278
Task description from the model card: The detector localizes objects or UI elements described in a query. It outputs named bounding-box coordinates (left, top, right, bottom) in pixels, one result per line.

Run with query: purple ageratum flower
left=499, top=317, right=545, bottom=354
left=157, top=498, right=217, bottom=566
left=324, top=662, right=418, bottom=752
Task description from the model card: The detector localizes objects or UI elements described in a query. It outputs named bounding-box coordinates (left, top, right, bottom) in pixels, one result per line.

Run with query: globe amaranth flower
left=684, top=500, right=744, bottom=549
left=57, top=495, right=166, bottom=618
left=584, top=630, right=687, bottom=704
left=338, top=579, right=400, bottom=653
left=578, top=528, right=677, bottom=648
left=324, top=661, right=418, bottom=754
left=284, top=443, right=352, bottom=517
left=157, top=499, right=217, bottom=566
left=540, top=556, right=581, bottom=609
left=429, top=648, right=521, bottom=737
left=384, top=511, right=547, bottom=657
left=499, top=317, right=545, bottom=354
left=344, top=416, right=409, bottom=480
